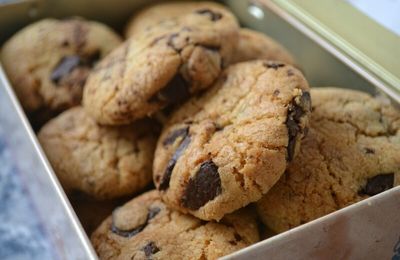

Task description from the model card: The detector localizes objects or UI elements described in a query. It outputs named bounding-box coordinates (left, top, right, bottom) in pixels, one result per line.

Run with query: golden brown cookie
left=257, top=87, right=400, bottom=233
left=83, top=2, right=239, bottom=125
left=0, top=18, right=122, bottom=128
left=153, top=60, right=311, bottom=221
left=124, top=1, right=232, bottom=38
left=91, top=190, right=259, bottom=260
left=38, top=106, right=159, bottom=199
left=125, top=3, right=294, bottom=65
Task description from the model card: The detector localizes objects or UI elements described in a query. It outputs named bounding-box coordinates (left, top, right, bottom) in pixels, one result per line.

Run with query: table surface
left=0, top=90, right=55, bottom=260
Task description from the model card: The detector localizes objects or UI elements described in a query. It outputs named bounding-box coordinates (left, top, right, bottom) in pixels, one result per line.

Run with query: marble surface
left=0, top=70, right=95, bottom=259
left=0, top=132, right=54, bottom=260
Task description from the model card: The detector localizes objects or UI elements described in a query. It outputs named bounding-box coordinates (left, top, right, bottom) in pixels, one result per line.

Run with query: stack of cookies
left=1, top=1, right=399, bottom=259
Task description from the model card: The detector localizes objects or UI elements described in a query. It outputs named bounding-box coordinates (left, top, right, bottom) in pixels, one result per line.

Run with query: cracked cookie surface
left=38, top=106, right=158, bottom=199
left=0, top=18, right=122, bottom=128
left=91, top=190, right=259, bottom=260
left=257, top=87, right=400, bottom=233
left=153, top=60, right=311, bottom=220
left=83, top=2, right=239, bottom=125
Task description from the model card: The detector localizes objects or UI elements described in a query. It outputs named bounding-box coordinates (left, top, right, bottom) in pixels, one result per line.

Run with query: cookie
left=231, top=28, right=295, bottom=64
left=153, top=60, right=311, bottom=220
left=83, top=2, right=239, bottom=125
left=256, top=87, right=400, bottom=233
left=0, top=18, right=122, bottom=128
left=125, top=4, right=294, bottom=65
left=124, top=1, right=233, bottom=37
left=38, top=106, right=159, bottom=199
left=91, top=190, right=259, bottom=260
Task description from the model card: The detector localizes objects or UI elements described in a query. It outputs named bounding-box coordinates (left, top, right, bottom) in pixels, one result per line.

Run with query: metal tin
left=0, top=0, right=399, bottom=259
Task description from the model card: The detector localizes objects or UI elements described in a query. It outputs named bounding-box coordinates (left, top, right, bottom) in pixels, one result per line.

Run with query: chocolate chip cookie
left=83, top=2, right=239, bottom=125
left=38, top=106, right=159, bottom=200
left=91, top=190, right=259, bottom=260
left=125, top=3, right=294, bottom=65
left=257, top=87, right=400, bottom=233
left=153, top=60, right=311, bottom=220
left=231, top=28, right=295, bottom=64
left=0, top=18, right=122, bottom=128
left=124, top=1, right=234, bottom=37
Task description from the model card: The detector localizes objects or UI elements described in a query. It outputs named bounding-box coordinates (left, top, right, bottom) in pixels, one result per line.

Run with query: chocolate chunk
left=364, top=147, right=375, bottom=154
left=234, top=233, right=242, bottom=241
left=214, top=123, right=224, bottom=132
left=159, top=134, right=191, bottom=190
left=286, top=117, right=298, bottom=162
left=111, top=207, right=162, bottom=238
left=181, top=160, right=222, bottom=210
left=61, top=40, right=70, bottom=47
left=195, top=8, right=222, bottom=21
left=51, top=51, right=100, bottom=85
left=149, top=74, right=190, bottom=104
left=111, top=222, right=146, bottom=238
left=51, top=56, right=81, bottom=84
left=199, top=44, right=220, bottom=52
left=163, top=127, right=189, bottom=146
left=362, top=173, right=394, bottom=196
left=147, top=207, right=161, bottom=220
left=264, top=62, right=285, bottom=70
left=286, top=92, right=311, bottom=161
left=142, top=242, right=160, bottom=258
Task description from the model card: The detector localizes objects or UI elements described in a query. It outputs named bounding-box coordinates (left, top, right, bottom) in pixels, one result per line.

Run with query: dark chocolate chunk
left=234, top=233, right=242, bottom=241
left=195, top=8, right=222, bottom=21
left=214, top=123, right=224, bottom=132
left=61, top=40, right=70, bottom=47
left=364, top=147, right=375, bottom=154
left=148, top=74, right=190, bottom=104
left=286, top=116, right=299, bottom=162
left=159, top=134, right=191, bottom=190
left=51, top=56, right=81, bottom=84
left=181, top=160, right=222, bottom=210
left=51, top=51, right=100, bottom=85
left=147, top=207, right=161, bottom=220
left=285, top=92, right=311, bottom=161
left=163, top=127, right=189, bottom=146
left=264, top=62, right=285, bottom=70
left=142, top=241, right=160, bottom=258
left=362, top=173, right=394, bottom=196
left=111, top=206, right=162, bottom=238
left=111, top=222, right=146, bottom=238
left=199, top=44, right=220, bottom=52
